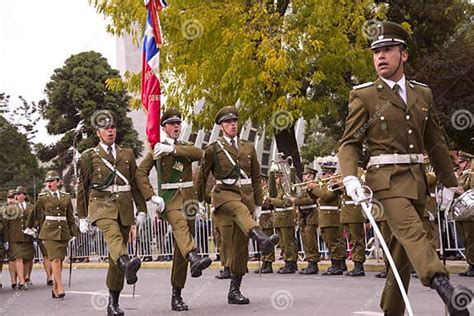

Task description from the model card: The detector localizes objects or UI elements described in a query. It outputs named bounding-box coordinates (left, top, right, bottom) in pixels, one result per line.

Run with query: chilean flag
left=141, top=0, right=168, bottom=149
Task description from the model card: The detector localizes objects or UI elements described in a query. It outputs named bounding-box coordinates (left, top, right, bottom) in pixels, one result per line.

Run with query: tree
left=37, top=51, right=143, bottom=192
left=92, top=0, right=384, bottom=175
left=0, top=94, right=43, bottom=198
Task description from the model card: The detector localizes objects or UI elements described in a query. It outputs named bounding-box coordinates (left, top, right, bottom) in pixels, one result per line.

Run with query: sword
left=68, top=240, right=82, bottom=287
left=132, top=223, right=139, bottom=299
left=357, top=187, right=414, bottom=316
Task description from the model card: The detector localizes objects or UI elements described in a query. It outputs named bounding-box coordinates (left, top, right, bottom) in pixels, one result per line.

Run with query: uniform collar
left=380, top=75, right=407, bottom=104
left=223, top=135, right=238, bottom=148
left=163, top=135, right=178, bottom=145
left=99, top=142, right=116, bottom=159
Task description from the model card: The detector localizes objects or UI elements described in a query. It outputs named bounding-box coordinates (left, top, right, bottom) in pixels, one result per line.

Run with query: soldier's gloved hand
left=22, top=227, right=37, bottom=236
left=79, top=218, right=90, bottom=233
left=153, top=143, right=175, bottom=159
left=151, top=195, right=165, bottom=213
left=254, top=205, right=262, bottom=221
left=135, top=212, right=147, bottom=225
left=3, top=242, right=9, bottom=251
left=439, top=186, right=457, bottom=212
left=343, top=176, right=369, bottom=203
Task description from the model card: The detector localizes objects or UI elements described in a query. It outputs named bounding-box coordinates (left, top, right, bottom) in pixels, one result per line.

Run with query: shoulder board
left=38, top=192, right=47, bottom=196
left=352, top=81, right=374, bottom=90
left=60, top=191, right=69, bottom=195
left=82, top=148, right=95, bottom=154
left=409, top=80, right=428, bottom=88
left=239, top=139, right=250, bottom=143
left=178, top=140, right=191, bottom=146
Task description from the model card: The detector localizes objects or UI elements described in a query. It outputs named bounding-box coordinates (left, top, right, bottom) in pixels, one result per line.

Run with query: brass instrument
left=270, top=153, right=300, bottom=198
left=291, top=174, right=344, bottom=191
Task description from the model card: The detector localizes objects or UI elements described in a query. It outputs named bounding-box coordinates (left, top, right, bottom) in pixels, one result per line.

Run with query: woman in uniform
left=26, top=170, right=77, bottom=298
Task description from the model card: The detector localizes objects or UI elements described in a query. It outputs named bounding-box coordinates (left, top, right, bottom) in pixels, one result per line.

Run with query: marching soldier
left=197, top=106, right=279, bottom=305
left=77, top=110, right=147, bottom=316
left=135, top=108, right=212, bottom=311
left=457, top=157, right=473, bottom=277
left=340, top=168, right=366, bottom=277
left=4, top=189, right=18, bottom=289
left=308, top=164, right=346, bottom=275
left=294, top=166, right=320, bottom=275
left=254, top=174, right=275, bottom=274
left=270, top=172, right=298, bottom=274
left=3, top=186, right=35, bottom=290
left=25, top=170, right=77, bottom=298
left=338, top=21, right=471, bottom=315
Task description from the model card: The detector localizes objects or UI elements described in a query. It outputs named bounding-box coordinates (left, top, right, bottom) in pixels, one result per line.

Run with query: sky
left=0, top=0, right=117, bottom=144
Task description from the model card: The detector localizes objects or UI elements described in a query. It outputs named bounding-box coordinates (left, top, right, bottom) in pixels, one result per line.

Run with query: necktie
left=107, top=145, right=114, bottom=159
left=230, top=139, right=237, bottom=149
left=55, top=192, right=60, bottom=200
left=393, top=84, right=405, bottom=105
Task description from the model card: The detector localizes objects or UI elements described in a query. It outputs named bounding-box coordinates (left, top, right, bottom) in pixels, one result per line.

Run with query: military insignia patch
left=173, top=161, right=184, bottom=172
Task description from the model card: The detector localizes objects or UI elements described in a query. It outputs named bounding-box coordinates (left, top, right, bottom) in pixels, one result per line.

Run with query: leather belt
left=300, top=204, right=317, bottom=210
left=275, top=206, right=293, bottom=212
left=161, top=181, right=194, bottom=190
left=319, top=206, right=339, bottom=211
left=367, top=153, right=424, bottom=167
left=45, top=216, right=66, bottom=221
left=102, top=184, right=130, bottom=193
left=216, top=178, right=252, bottom=186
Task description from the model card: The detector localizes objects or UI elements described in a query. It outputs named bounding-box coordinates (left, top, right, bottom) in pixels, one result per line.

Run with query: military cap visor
left=370, top=21, right=409, bottom=50
left=7, top=189, right=16, bottom=198
left=302, top=167, right=318, bottom=175
left=91, top=110, right=115, bottom=129
left=161, top=115, right=182, bottom=126
left=215, top=106, right=239, bottom=124
left=160, top=108, right=182, bottom=126
left=320, top=164, right=337, bottom=171
left=15, top=186, right=27, bottom=194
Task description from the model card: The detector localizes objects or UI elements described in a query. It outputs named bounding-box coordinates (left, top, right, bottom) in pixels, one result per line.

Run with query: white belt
left=260, top=210, right=272, bottom=214
left=275, top=206, right=293, bottom=212
left=300, top=204, right=318, bottom=210
left=161, top=181, right=194, bottom=190
left=319, top=206, right=339, bottom=211
left=45, top=216, right=66, bottom=221
left=216, top=178, right=252, bottom=186
left=102, top=184, right=131, bottom=193
left=344, top=201, right=357, bottom=205
left=367, top=154, right=424, bottom=167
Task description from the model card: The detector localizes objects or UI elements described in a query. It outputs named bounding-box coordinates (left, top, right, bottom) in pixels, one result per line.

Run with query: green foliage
left=38, top=51, right=143, bottom=173
left=300, top=117, right=338, bottom=164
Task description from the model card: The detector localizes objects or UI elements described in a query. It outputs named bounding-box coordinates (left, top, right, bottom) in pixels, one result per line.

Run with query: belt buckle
left=410, top=154, right=418, bottom=163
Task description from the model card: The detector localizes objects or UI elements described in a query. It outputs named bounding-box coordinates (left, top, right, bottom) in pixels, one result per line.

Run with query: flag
left=141, top=0, right=168, bottom=149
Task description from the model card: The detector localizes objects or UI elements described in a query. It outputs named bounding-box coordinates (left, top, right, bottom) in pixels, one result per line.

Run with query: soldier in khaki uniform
left=3, top=186, right=34, bottom=290
left=341, top=188, right=366, bottom=276
left=254, top=174, right=275, bottom=274
left=25, top=170, right=77, bottom=298
left=338, top=21, right=471, bottom=315
left=135, top=108, right=212, bottom=311
left=197, top=106, right=279, bottom=305
left=294, top=167, right=319, bottom=274
left=269, top=173, right=298, bottom=274
left=77, top=110, right=147, bottom=316
left=457, top=158, right=474, bottom=277
left=4, top=189, right=18, bottom=289
left=308, top=164, right=346, bottom=275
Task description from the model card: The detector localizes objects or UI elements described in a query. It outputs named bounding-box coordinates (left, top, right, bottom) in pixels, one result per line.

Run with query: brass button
left=380, top=116, right=385, bottom=121
left=408, top=129, right=412, bottom=134
left=409, top=144, right=414, bottom=149
left=405, top=115, right=410, bottom=120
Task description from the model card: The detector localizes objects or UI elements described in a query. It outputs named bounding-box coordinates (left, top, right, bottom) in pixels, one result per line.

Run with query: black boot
left=188, top=250, right=212, bottom=278
left=375, top=270, right=387, bottom=278
left=249, top=227, right=279, bottom=256
left=278, top=261, right=297, bottom=274
left=254, top=261, right=273, bottom=274
left=228, top=275, right=250, bottom=305
left=430, top=274, right=472, bottom=315
left=107, top=290, right=124, bottom=316
left=299, top=261, right=318, bottom=275
left=216, top=266, right=231, bottom=279
left=459, top=264, right=474, bottom=277
left=171, top=288, right=189, bottom=311
left=322, top=259, right=343, bottom=276
left=118, top=255, right=141, bottom=285
left=341, top=260, right=348, bottom=272
left=345, top=261, right=365, bottom=277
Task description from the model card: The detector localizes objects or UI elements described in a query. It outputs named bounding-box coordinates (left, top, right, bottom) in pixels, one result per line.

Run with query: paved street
left=1, top=266, right=473, bottom=315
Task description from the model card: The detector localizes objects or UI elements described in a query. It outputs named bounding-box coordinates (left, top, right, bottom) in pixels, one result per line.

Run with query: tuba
left=269, top=153, right=301, bottom=198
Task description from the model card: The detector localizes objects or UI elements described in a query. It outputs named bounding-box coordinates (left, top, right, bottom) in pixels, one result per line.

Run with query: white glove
left=254, top=205, right=262, bottom=221
left=439, top=186, right=457, bottom=212
left=22, top=227, right=37, bottom=236
left=343, top=176, right=363, bottom=202
left=3, top=242, right=9, bottom=251
left=151, top=195, right=165, bottom=213
left=79, top=218, right=90, bottom=233
left=153, top=143, right=175, bottom=158
left=136, top=212, right=147, bottom=226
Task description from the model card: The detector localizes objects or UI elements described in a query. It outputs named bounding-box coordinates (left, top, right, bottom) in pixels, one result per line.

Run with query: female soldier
left=26, top=170, right=77, bottom=298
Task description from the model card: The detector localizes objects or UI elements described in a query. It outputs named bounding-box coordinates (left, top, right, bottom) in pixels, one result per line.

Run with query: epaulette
left=60, top=191, right=69, bottom=195
left=38, top=192, right=47, bottom=196
left=409, top=80, right=428, bottom=88
left=178, top=140, right=191, bottom=146
left=352, top=81, right=374, bottom=90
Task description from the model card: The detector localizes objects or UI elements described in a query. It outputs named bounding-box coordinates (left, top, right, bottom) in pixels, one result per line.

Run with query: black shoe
left=228, top=275, right=250, bottom=305
left=47, top=279, right=54, bottom=286
left=216, top=267, right=231, bottom=279
left=18, top=283, right=28, bottom=291
left=341, top=260, right=347, bottom=272
left=345, top=261, right=365, bottom=277
left=277, top=261, right=297, bottom=274
left=214, top=254, right=221, bottom=262
left=188, top=250, right=212, bottom=278
left=52, top=290, right=59, bottom=299
left=107, top=290, right=125, bottom=316
left=430, top=274, right=472, bottom=316
left=254, top=261, right=273, bottom=274
left=171, top=287, right=189, bottom=311
left=249, top=227, right=279, bottom=256
left=11, top=283, right=17, bottom=290
left=322, top=259, right=343, bottom=276
left=25, top=278, right=33, bottom=286
left=118, top=255, right=142, bottom=285
left=299, top=261, right=318, bottom=275
left=459, top=265, right=474, bottom=277
left=375, top=270, right=387, bottom=278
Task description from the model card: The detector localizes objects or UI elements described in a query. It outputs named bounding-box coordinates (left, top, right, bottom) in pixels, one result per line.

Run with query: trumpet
left=291, top=175, right=344, bottom=191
